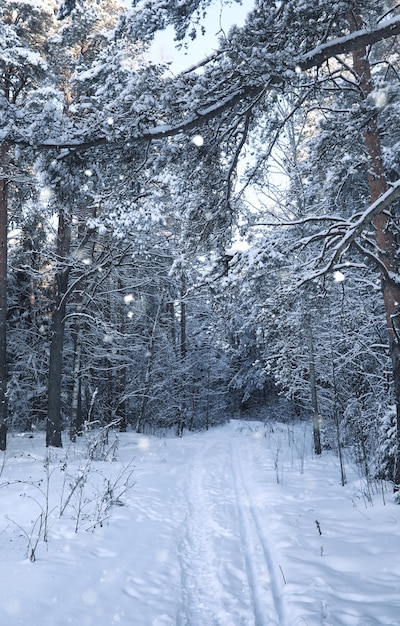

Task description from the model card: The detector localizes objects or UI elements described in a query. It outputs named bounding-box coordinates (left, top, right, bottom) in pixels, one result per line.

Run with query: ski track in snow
left=230, top=440, right=285, bottom=626
left=2, top=422, right=400, bottom=625
left=178, top=434, right=284, bottom=626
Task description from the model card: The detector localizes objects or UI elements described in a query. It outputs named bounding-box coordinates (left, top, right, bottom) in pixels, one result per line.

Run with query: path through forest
left=1, top=420, right=400, bottom=625
left=177, top=436, right=284, bottom=625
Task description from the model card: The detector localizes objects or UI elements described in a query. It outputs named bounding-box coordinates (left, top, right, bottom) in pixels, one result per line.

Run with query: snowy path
left=230, top=440, right=285, bottom=625
left=1, top=420, right=400, bottom=625
left=178, top=437, right=284, bottom=625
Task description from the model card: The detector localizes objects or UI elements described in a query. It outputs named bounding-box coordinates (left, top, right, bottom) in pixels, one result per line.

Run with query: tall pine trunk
left=136, top=299, right=162, bottom=433
left=305, top=314, right=322, bottom=456
left=69, top=222, right=92, bottom=441
left=69, top=318, right=83, bottom=442
left=116, top=278, right=127, bottom=432
left=0, top=145, right=8, bottom=450
left=46, top=207, right=71, bottom=447
left=350, top=11, right=400, bottom=487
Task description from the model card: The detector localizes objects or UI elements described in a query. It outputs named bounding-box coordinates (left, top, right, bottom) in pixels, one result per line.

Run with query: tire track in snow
left=229, top=439, right=285, bottom=626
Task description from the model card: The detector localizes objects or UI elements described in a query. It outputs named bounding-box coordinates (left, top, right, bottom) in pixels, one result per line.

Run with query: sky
left=151, top=1, right=254, bottom=73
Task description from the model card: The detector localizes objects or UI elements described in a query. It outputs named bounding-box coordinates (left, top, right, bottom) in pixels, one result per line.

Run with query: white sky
left=151, top=0, right=254, bottom=72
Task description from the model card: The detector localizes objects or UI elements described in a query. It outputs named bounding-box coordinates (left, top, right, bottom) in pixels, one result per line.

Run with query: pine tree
left=0, top=0, right=59, bottom=448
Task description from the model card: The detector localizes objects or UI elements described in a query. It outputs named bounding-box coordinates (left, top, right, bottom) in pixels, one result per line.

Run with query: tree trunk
left=306, top=314, right=322, bottom=455
left=180, top=273, right=187, bottom=362
left=350, top=11, right=400, bottom=487
left=69, top=328, right=82, bottom=442
left=117, top=279, right=127, bottom=432
left=167, top=301, right=177, bottom=351
left=0, top=145, right=8, bottom=450
left=46, top=207, right=71, bottom=447
left=177, top=272, right=187, bottom=436
left=47, top=298, right=67, bottom=447
left=69, top=222, right=91, bottom=441
left=136, top=300, right=162, bottom=433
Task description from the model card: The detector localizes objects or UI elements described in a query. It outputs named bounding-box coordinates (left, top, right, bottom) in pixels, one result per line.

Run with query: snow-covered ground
left=0, top=419, right=399, bottom=626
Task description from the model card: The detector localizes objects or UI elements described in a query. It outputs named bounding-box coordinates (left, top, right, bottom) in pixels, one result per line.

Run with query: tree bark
left=0, top=145, right=8, bottom=450
left=116, top=279, right=127, bottom=432
left=69, top=222, right=92, bottom=441
left=350, top=11, right=400, bottom=487
left=177, top=272, right=187, bottom=437
left=47, top=295, right=67, bottom=447
left=136, top=299, right=162, bottom=433
left=69, top=323, right=83, bottom=442
left=306, top=314, right=322, bottom=455
left=46, top=207, right=71, bottom=447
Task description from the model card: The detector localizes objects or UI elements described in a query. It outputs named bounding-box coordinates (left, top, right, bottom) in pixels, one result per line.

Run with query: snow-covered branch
left=253, top=215, right=347, bottom=228
left=324, top=180, right=400, bottom=258
left=300, top=180, right=400, bottom=280
left=15, top=15, right=400, bottom=156
left=299, top=15, right=400, bottom=70
left=35, top=86, right=264, bottom=153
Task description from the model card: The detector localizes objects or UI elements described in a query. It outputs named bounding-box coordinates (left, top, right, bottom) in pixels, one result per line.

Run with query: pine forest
left=1, top=0, right=400, bottom=491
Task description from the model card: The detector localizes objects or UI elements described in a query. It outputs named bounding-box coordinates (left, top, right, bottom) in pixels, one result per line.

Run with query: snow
left=0, top=420, right=399, bottom=625
left=300, top=14, right=400, bottom=69
left=191, top=134, right=204, bottom=147
left=333, top=270, right=345, bottom=282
